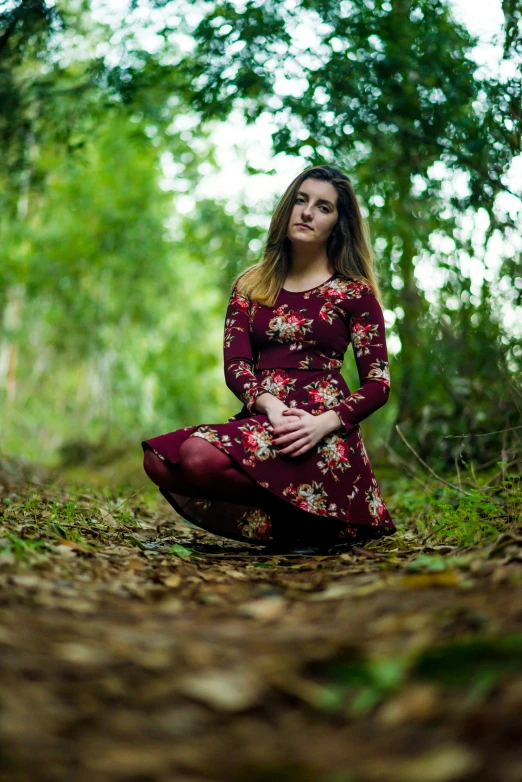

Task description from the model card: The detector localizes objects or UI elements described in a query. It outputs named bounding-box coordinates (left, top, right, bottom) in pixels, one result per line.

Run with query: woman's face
left=286, top=178, right=339, bottom=248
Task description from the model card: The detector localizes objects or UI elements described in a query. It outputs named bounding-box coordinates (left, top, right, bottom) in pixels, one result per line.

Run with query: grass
left=386, top=472, right=521, bottom=547
left=0, top=463, right=520, bottom=567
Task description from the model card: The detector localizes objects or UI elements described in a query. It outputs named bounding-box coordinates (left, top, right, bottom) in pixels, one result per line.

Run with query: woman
left=142, top=164, right=396, bottom=555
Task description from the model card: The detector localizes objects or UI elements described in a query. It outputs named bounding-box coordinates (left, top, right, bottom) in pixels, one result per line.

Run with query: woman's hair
left=232, top=164, right=384, bottom=308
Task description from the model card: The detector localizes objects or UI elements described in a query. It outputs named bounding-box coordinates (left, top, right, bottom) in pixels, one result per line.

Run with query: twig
left=395, top=425, right=473, bottom=496
left=108, top=486, right=148, bottom=513
left=383, top=442, right=427, bottom=487
left=441, top=424, right=522, bottom=439
left=470, top=460, right=479, bottom=488
left=454, top=439, right=466, bottom=493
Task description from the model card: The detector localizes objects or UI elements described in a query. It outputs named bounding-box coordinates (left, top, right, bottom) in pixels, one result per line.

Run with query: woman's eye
left=295, top=197, right=329, bottom=213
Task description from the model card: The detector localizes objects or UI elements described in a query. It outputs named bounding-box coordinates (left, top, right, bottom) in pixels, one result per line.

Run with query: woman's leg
left=178, top=438, right=345, bottom=543
left=143, top=446, right=231, bottom=502
left=144, top=441, right=287, bottom=543
left=143, top=439, right=344, bottom=544
left=177, top=438, right=281, bottom=507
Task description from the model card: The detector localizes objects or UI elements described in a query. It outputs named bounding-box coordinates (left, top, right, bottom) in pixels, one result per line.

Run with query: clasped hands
left=268, top=407, right=331, bottom=456
left=253, top=393, right=342, bottom=457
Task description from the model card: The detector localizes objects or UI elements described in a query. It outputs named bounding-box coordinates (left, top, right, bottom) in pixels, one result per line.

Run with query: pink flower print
left=266, top=305, right=314, bottom=350
left=231, top=292, right=250, bottom=313
left=260, top=369, right=296, bottom=401
left=350, top=315, right=381, bottom=357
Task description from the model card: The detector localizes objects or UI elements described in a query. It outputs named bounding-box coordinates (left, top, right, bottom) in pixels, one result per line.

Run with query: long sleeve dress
left=141, top=270, right=396, bottom=545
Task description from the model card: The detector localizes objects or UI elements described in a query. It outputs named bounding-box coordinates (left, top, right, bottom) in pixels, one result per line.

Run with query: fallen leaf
left=399, top=572, right=461, bottom=589
left=99, top=509, right=118, bottom=526
left=237, top=596, right=286, bottom=621
left=54, top=642, right=110, bottom=666
left=163, top=572, right=181, bottom=588
left=375, top=683, right=441, bottom=726
left=169, top=543, right=196, bottom=559
left=308, top=580, right=387, bottom=601
left=177, top=668, right=266, bottom=711
left=126, top=556, right=147, bottom=571
left=363, top=743, right=480, bottom=782
left=156, top=597, right=184, bottom=615
left=352, top=546, right=389, bottom=558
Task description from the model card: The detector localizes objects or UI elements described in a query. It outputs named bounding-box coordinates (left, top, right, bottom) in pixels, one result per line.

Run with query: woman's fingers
left=274, top=424, right=304, bottom=445
left=277, top=436, right=310, bottom=455
left=273, top=420, right=301, bottom=435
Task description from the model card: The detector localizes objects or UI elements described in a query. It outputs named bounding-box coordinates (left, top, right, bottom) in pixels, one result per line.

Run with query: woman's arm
left=223, top=284, right=279, bottom=413
left=330, top=285, right=391, bottom=434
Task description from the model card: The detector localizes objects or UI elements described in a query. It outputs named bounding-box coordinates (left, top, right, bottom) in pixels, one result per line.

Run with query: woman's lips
left=295, top=224, right=313, bottom=230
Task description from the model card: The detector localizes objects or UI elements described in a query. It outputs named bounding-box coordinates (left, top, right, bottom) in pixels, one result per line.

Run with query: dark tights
left=143, top=438, right=344, bottom=544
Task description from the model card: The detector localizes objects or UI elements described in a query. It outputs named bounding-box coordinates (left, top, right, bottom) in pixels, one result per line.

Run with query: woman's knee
left=178, top=437, right=230, bottom=486
left=143, top=449, right=169, bottom=486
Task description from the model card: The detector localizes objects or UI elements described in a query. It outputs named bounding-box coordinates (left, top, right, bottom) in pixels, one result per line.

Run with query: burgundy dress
left=142, top=271, right=396, bottom=545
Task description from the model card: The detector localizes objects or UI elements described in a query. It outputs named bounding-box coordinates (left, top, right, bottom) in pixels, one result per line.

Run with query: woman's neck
left=286, top=249, right=334, bottom=281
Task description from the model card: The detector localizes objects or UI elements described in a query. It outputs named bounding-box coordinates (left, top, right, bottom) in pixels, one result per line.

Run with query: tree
left=161, top=0, right=521, bottom=465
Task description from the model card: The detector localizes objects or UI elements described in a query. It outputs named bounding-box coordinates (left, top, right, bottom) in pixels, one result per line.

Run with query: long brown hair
left=232, top=164, right=384, bottom=308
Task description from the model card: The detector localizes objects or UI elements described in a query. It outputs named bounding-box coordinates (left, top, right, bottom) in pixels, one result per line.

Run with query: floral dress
left=141, top=271, right=396, bottom=545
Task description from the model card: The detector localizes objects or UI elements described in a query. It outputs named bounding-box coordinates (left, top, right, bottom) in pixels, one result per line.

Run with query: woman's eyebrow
left=297, top=191, right=335, bottom=208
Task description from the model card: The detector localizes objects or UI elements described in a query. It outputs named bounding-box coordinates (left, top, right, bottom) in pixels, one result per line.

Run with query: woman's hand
left=266, top=404, right=300, bottom=433
left=254, top=393, right=301, bottom=432
left=273, top=407, right=335, bottom=457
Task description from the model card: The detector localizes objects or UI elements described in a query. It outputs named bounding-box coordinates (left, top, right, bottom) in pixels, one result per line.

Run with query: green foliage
left=168, top=0, right=522, bottom=465
left=310, top=632, right=522, bottom=717
left=0, top=0, right=520, bottom=475
left=405, top=553, right=471, bottom=571
left=388, top=472, right=521, bottom=546
left=168, top=542, right=196, bottom=559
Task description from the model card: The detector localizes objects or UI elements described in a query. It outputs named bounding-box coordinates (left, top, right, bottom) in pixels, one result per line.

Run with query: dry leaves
left=0, top=477, right=521, bottom=780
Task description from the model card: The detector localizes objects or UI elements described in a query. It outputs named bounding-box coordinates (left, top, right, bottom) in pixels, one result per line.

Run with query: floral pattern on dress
left=319, top=352, right=344, bottom=370
left=238, top=508, right=273, bottom=541
left=303, top=376, right=345, bottom=411
left=224, top=317, right=244, bottom=349
left=282, top=480, right=342, bottom=517
left=299, top=350, right=343, bottom=370
left=365, top=477, right=388, bottom=525
left=190, top=426, right=233, bottom=450
left=259, top=368, right=296, bottom=401
left=266, top=304, right=315, bottom=352
left=318, top=300, right=344, bottom=324
left=297, top=352, right=343, bottom=371
left=349, top=314, right=382, bottom=357
left=230, top=290, right=250, bottom=314
left=249, top=300, right=262, bottom=327
left=235, top=420, right=278, bottom=468
left=335, top=390, right=365, bottom=417
left=346, top=474, right=361, bottom=503
left=356, top=428, right=370, bottom=466
left=227, top=360, right=266, bottom=411
left=322, top=277, right=372, bottom=301
left=367, top=358, right=391, bottom=389
left=317, top=433, right=351, bottom=481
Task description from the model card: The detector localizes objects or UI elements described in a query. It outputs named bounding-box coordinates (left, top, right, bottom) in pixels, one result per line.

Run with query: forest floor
left=0, top=464, right=521, bottom=782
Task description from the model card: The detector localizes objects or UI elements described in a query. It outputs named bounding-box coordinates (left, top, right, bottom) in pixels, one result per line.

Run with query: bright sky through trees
left=88, top=0, right=520, bottom=338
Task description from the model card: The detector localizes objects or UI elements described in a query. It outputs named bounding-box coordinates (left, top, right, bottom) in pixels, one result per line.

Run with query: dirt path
left=1, top=477, right=521, bottom=781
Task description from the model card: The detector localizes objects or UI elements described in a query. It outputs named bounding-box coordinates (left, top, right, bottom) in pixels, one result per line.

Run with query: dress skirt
left=141, top=366, right=396, bottom=546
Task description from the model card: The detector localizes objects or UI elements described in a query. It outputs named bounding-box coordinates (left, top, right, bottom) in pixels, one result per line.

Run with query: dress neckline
left=281, top=271, right=337, bottom=294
